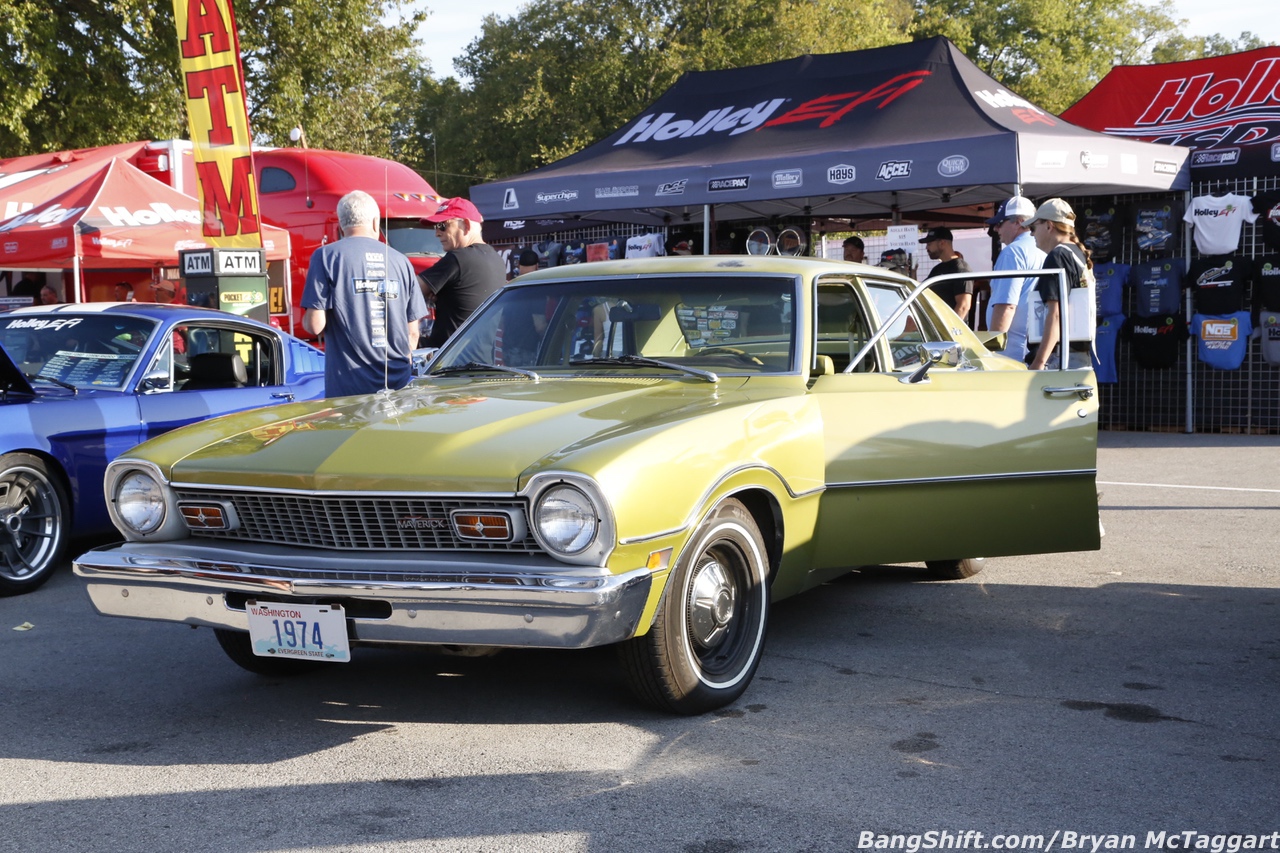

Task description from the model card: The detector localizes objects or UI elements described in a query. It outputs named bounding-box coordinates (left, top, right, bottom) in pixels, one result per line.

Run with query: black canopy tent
left=472, top=37, right=1191, bottom=232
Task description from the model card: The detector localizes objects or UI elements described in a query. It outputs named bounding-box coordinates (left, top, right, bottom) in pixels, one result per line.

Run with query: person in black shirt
left=420, top=197, right=506, bottom=349
left=920, top=227, right=975, bottom=322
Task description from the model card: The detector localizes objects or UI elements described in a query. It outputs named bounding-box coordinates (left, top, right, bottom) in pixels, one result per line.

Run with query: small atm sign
left=182, top=249, right=264, bottom=277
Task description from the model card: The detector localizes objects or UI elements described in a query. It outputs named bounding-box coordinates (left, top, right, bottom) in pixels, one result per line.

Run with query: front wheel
left=926, top=558, right=985, bottom=580
left=620, top=498, right=769, bottom=714
left=0, top=453, right=69, bottom=596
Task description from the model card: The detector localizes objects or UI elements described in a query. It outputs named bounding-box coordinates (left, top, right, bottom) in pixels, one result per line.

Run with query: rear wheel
left=620, top=499, right=769, bottom=714
left=213, top=628, right=326, bottom=676
left=0, top=453, right=68, bottom=596
left=926, top=558, right=985, bottom=580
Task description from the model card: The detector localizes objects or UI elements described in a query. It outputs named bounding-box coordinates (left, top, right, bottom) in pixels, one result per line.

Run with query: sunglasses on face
left=433, top=219, right=458, bottom=232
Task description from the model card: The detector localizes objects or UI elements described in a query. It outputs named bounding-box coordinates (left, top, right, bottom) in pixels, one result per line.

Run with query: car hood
left=158, top=375, right=781, bottom=492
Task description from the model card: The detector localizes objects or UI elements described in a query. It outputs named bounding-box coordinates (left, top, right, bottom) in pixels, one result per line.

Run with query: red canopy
left=0, top=158, right=290, bottom=271
left=1062, top=46, right=1280, bottom=177
left=0, top=141, right=150, bottom=222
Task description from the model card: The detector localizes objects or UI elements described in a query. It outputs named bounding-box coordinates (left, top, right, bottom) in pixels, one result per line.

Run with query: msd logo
left=876, top=161, right=911, bottom=181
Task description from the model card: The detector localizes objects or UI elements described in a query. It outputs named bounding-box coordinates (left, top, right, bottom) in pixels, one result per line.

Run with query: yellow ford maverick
left=75, top=256, right=1101, bottom=714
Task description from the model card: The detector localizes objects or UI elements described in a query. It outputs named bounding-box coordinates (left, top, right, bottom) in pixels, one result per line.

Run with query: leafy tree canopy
left=0, top=0, right=424, bottom=158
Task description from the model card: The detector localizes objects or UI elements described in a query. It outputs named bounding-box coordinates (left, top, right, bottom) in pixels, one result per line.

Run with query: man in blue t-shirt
left=984, top=196, right=1045, bottom=363
left=302, top=190, right=429, bottom=397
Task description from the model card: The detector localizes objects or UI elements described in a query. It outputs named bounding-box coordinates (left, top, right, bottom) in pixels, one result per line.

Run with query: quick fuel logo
left=875, top=161, right=911, bottom=181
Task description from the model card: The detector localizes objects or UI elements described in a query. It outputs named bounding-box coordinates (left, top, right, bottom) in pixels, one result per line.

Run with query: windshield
left=434, top=275, right=797, bottom=375
left=0, top=314, right=157, bottom=390
left=385, top=219, right=444, bottom=256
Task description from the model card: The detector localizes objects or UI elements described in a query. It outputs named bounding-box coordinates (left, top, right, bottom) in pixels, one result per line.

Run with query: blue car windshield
left=435, top=274, right=797, bottom=375
left=0, top=314, right=157, bottom=390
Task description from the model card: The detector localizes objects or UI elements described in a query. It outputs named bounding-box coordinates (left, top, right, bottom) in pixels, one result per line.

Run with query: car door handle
left=1042, top=384, right=1095, bottom=400
left=271, top=392, right=296, bottom=402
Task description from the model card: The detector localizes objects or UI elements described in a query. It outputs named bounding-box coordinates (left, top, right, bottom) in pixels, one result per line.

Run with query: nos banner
left=172, top=0, right=262, bottom=247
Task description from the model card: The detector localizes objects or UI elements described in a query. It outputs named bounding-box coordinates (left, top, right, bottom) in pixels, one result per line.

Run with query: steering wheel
left=699, top=346, right=764, bottom=366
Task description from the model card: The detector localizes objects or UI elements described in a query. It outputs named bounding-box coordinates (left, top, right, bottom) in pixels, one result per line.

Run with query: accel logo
left=876, top=161, right=912, bottom=181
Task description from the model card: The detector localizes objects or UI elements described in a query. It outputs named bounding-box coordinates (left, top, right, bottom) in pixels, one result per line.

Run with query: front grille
left=174, top=490, right=540, bottom=552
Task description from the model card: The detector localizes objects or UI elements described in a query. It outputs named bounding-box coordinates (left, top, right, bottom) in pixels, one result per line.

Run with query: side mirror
left=141, top=371, right=171, bottom=392
left=901, top=342, right=966, bottom=385
left=411, top=347, right=439, bottom=377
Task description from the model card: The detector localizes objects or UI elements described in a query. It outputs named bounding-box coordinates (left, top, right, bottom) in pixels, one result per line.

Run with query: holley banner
left=172, top=0, right=263, bottom=247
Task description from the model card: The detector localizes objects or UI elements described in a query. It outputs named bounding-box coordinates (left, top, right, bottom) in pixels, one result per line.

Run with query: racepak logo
left=709, top=176, right=750, bottom=192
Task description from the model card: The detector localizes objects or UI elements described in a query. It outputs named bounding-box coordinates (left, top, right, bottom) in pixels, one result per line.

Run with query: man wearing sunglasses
left=420, top=197, right=505, bottom=349
left=984, top=196, right=1045, bottom=363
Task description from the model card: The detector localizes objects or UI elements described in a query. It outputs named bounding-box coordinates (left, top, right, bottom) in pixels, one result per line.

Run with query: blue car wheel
left=0, top=453, right=69, bottom=596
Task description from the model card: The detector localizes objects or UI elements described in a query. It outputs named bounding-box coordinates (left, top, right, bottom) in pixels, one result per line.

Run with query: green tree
left=0, top=0, right=424, bottom=158
left=913, top=0, right=1186, bottom=114
left=415, top=0, right=914, bottom=192
left=1150, top=31, right=1268, bottom=64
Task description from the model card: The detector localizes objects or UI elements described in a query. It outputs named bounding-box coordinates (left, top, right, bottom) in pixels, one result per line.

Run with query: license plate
left=245, top=601, right=350, bottom=663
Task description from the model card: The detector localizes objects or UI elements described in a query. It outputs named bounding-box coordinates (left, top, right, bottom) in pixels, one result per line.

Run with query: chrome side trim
left=826, top=468, right=1097, bottom=490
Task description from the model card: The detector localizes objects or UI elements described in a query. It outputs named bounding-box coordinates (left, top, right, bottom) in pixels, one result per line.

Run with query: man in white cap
left=985, top=196, right=1045, bottom=362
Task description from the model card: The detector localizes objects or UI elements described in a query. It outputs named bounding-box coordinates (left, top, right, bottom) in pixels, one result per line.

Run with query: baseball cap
left=918, top=227, right=953, bottom=243
left=879, top=248, right=909, bottom=269
left=517, top=249, right=540, bottom=268
left=984, top=196, right=1038, bottom=226
left=672, top=240, right=691, bottom=255
left=152, top=279, right=176, bottom=294
left=1025, top=197, right=1076, bottom=228
left=424, top=196, right=483, bottom=224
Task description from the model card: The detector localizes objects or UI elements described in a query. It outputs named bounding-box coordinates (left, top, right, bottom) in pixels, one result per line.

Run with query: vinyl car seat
left=183, top=352, right=248, bottom=390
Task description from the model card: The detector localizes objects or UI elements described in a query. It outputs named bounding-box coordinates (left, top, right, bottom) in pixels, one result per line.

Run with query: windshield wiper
left=24, top=373, right=78, bottom=394
left=569, top=355, right=718, bottom=383
left=428, top=362, right=540, bottom=381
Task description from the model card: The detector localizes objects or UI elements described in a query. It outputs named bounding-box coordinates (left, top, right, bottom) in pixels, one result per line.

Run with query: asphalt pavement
left=0, top=430, right=1276, bottom=852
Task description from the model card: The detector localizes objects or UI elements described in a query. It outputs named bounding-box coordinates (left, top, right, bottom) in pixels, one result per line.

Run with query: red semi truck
left=133, top=140, right=445, bottom=337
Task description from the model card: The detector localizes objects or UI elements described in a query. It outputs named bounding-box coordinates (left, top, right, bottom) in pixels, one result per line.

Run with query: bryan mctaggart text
left=856, top=831, right=1280, bottom=853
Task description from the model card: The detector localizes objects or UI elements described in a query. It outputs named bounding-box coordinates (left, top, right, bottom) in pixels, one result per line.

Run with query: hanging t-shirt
left=1189, top=255, right=1250, bottom=315
left=1192, top=312, right=1252, bottom=370
left=1251, top=192, right=1280, bottom=253
left=1184, top=194, right=1258, bottom=256
left=1259, top=311, right=1280, bottom=366
left=1077, top=205, right=1122, bottom=263
left=1254, top=254, right=1280, bottom=311
left=1093, top=263, right=1129, bottom=317
left=1122, top=314, right=1187, bottom=370
left=1129, top=258, right=1183, bottom=316
left=1130, top=200, right=1182, bottom=256
left=625, top=233, right=666, bottom=258
left=1093, top=314, right=1125, bottom=384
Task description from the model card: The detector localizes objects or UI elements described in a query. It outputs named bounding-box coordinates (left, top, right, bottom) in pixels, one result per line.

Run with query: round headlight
left=535, top=485, right=598, bottom=555
left=115, top=471, right=166, bottom=534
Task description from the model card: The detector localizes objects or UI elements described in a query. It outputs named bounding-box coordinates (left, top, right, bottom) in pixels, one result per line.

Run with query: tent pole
left=703, top=205, right=712, bottom=255
left=73, top=250, right=82, bottom=304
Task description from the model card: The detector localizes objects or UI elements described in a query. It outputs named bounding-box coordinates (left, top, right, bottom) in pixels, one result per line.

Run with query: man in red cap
left=420, top=196, right=505, bottom=349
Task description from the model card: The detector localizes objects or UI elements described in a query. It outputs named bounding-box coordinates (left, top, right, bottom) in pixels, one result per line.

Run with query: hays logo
left=656, top=179, right=688, bottom=197
left=709, top=176, right=750, bottom=192
left=875, top=161, right=911, bottom=181
left=503, top=189, right=519, bottom=210
left=937, top=155, right=968, bottom=178
left=771, top=169, right=802, bottom=190
left=827, top=164, right=856, bottom=185
left=535, top=190, right=578, bottom=204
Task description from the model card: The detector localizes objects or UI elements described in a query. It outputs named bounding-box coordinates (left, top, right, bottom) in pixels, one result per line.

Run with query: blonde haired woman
left=1026, top=198, right=1095, bottom=370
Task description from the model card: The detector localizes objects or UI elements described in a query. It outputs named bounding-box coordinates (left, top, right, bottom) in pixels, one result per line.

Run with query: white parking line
left=1098, top=480, right=1280, bottom=494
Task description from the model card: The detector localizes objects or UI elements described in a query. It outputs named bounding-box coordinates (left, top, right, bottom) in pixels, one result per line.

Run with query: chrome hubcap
left=0, top=469, right=59, bottom=581
left=688, top=558, right=736, bottom=649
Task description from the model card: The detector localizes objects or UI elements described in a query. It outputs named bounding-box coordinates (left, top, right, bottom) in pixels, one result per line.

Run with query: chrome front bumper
left=73, top=541, right=654, bottom=649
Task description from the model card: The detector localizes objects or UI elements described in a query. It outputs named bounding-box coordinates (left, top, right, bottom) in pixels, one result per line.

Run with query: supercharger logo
left=614, top=99, right=786, bottom=146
